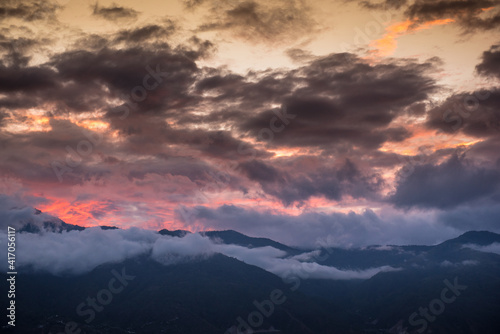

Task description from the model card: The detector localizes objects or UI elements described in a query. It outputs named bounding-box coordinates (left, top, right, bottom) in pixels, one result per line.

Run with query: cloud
left=0, top=41, right=441, bottom=225
left=213, top=243, right=400, bottom=279
left=476, top=43, right=500, bottom=80
left=390, top=153, right=500, bottom=209
left=236, top=54, right=436, bottom=152
left=440, top=259, right=479, bottom=267
left=356, top=0, right=500, bottom=32
left=463, top=242, right=500, bottom=255
left=0, top=227, right=398, bottom=280
left=425, top=89, right=500, bottom=138
left=175, top=204, right=461, bottom=248
left=438, top=204, right=500, bottom=232
left=370, top=18, right=455, bottom=57
left=404, top=0, right=500, bottom=31
left=5, top=228, right=156, bottom=275
left=0, top=194, right=63, bottom=231
left=358, top=0, right=408, bottom=10
left=238, top=158, right=383, bottom=206
left=193, top=0, right=317, bottom=43
left=0, top=0, right=60, bottom=22
left=0, top=0, right=497, bottom=238
left=112, top=24, right=176, bottom=44
left=0, top=63, right=57, bottom=92
left=92, top=3, right=139, bottom=21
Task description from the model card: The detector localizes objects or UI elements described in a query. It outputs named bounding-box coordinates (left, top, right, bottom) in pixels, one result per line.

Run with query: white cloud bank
left=463, top=242, right=500, bottom=255
left=0, top=228, right=398, bottom=280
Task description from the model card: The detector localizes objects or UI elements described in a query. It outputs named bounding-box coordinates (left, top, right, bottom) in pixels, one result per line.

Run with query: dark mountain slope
left=4, top=254, right=351, bottom=334
left=202, top=230, right=299, bottom=253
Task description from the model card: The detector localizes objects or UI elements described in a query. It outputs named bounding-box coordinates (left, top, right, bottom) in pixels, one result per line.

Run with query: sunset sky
left=1, top=0, right=500, bottom=247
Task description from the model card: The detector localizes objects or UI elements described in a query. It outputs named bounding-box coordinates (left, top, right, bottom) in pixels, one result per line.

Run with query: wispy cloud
left=371, top=18, right=455, bottom=57
left=463, top=242, right=500, bottom=255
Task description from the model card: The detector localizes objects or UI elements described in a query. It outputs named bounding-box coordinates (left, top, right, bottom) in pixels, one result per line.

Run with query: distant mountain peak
left=455, top=230, right=500, bottom=245
left=158, top=229, right=191, bottom=237
left=437, top=230, right=500, bottom=248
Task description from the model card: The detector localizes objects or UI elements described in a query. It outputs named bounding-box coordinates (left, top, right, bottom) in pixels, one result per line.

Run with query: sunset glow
left=1, top=0, right=499, bottom=246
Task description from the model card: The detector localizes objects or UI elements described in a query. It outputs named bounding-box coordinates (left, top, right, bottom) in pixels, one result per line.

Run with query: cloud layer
left=0, top=228, right=397, bottom=280
left=0, top=0, right=499, bottom=248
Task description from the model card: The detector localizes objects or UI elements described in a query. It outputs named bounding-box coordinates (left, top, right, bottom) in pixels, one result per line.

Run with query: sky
left=1, top=0, right=500, bottom=247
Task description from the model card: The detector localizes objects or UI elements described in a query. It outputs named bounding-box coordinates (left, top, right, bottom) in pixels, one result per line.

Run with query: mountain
left=202, top=229, right=299, bottom=253
left=3, top=216, right=500, bottom=334
left=158, top=228, right=191, bottom=237
left=4, top=254, right=350, bottom=334
left=438, top=230, right=500, bottom=247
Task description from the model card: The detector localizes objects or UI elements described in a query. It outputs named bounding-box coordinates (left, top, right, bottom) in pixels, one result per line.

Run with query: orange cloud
left=38, top=199, right=95, bottom=227
left=38, top=198, right=121, bottom=228
left=371, top=18, right=455, bottom=57
left=481, top=7, right=495, bottom=12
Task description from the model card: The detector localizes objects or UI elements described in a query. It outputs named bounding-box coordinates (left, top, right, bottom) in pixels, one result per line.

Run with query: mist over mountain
left=2, top=210, right=500, bottom=333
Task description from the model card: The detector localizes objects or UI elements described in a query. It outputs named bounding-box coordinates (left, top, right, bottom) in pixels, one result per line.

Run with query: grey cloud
left=390, top=153, right=500, bottom=209
left=176, top=204, right=461, bottom=248
left=92, top=3, right=139, bottom=21
left=357, top=0, right=408, bottom=10
left=9, top=228, right=156, bottom=275
left=355, top=0, right=500, bottom=31
left=194, top=0, right=317, bottom=43
left=476, top=44, right=500, bottom=80
left=437, top=203, right=500, bottom=231
left=211, top=242, right=400, bottom=279
left=425, top=89, right=500, bottom=138
left=0, top=0, right=59, bottom=22
left=239, top=159, right=383, bottom=206
left=237, top=55, right=435, bottom=152
left=404, top=0, right=500, bottom=31
left=113, top=23, right=177, bottom=44
left=463, top=242, right=500, bottom=255
left=0, top=63, right=57, bottom=92
left=0, top=195, right=61, bottom=231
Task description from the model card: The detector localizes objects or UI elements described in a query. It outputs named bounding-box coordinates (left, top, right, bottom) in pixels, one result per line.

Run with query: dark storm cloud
left=0, top=121, right=113, bottom=186
left=438, top=203, right=500, bottom=231
left=52, top=47, right=197, bottom=97
left=0, top=63, right=57, bottom=92
left=0, top=0, right=59, bottom=22
left=125, top=155, right=226, bottom=185
left=0, top=13, right=463, bottom=213
left=390, top=153, right=500, bottom=209
left=192, top=0, right=317, bottom=43
left=425, top=89, right=500, bottom=137
left=0, top=35, right=41, bottom=67
left=358, top=0, right=408, bottom=10
left=404, top=0, right=498, bottom=21
left=196, top=54, right=434, bottom=152
left=476, top=43, right=500, bottom=80
left=0, top=33, right=264, bottom=189
left=425, top=47, right=500, bottom=137
left=0, top=35, right=207, bottom=113
left=92, top=3, right=139, bottom=21
left=0, top=114, right=249, bottom=188
left=239, top=159, right=383, bottom=206
left=356, top=0, right=500, bottom=31
left=237, top=54, right=435, bottom=151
